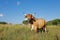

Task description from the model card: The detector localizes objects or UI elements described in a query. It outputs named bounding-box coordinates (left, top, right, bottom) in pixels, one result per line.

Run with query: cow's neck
left=29, top=18, right=36, bottom=24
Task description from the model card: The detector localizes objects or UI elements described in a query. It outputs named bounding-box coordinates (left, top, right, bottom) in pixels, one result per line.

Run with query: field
left=0, top=24, right=60, bottom=40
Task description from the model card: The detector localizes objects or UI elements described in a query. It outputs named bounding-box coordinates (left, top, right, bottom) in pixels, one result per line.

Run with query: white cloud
left=0, top=14, right=4, bottom=17
left=17, top=1, right=20, bottom=6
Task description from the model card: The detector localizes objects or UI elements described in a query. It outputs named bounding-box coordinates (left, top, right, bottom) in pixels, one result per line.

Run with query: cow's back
left=33, top=18, right=46, bottom=28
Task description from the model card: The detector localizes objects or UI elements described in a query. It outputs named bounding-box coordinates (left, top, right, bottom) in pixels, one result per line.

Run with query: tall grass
left=0, top=24, right=60, bottom=40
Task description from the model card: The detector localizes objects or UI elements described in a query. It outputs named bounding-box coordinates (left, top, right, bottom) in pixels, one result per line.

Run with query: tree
left=0, top=22, right=7, bottom=24
left=47, top=19, right=60, bottom=25
left=22, top=20, right=28, bottom=25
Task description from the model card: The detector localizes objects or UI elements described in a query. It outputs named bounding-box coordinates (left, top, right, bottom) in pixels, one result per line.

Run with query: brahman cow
left=24, top=14, right=47, bottom=32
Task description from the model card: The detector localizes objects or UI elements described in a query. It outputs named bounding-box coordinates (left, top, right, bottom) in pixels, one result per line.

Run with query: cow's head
left=24, top=14, right=34, bottom=21
left=24, top=14, right=35, bottom=24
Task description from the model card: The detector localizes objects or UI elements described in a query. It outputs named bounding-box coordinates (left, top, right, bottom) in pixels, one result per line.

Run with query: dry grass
left=0, top=24, right=60, bottom=40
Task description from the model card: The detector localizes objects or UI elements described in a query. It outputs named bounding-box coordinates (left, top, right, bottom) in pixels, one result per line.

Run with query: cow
left=24, top=14, right=47, bottom=33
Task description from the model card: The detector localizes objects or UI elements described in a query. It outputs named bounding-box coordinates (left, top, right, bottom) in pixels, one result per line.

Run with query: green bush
left=47, top=19, right=60, bottom=25
left=22, top=20, right=28, bottom=25
left=0, top=22, right=7, bottom=24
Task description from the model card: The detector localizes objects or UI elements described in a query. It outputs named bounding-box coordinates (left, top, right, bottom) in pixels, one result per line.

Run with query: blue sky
left=0, top=0, right=60, bottom=24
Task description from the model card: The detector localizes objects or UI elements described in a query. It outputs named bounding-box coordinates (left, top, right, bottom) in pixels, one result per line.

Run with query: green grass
left=0, top=24, right=60, bottom=40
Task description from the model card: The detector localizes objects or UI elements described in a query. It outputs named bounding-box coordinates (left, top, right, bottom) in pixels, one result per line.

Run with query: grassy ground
left=0, top=24, right=60, bottom=40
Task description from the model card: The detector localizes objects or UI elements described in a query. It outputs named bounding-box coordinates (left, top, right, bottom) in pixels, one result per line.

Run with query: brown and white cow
left=24, top=14, right=47, bottom=32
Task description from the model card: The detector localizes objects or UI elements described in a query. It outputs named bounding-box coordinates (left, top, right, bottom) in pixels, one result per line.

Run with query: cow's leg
left=42, top=25, right=47, bottom=32
left=31, top=25, right=37, bottom=32
left=34, top=26, right=37, bottom=32
left=31, top=25, right=35, bottom=31
left=37, top=28, right=42, bottom=33
left=43, top=27, right=47, bottom=32
left=45, top=27, right=47, bottom=32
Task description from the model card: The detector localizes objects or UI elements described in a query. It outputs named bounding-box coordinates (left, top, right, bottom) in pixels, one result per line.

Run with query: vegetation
left=0, top=24, right=60, bottom=40
left=22, top=20, right=28, bottom=25
left=47, top=19, right=60, bottom=25
left=0, top=22, right=8, bottom=24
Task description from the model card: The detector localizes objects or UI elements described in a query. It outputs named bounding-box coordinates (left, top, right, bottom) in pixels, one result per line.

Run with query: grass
left=0, top=24, right=60, bottom=40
